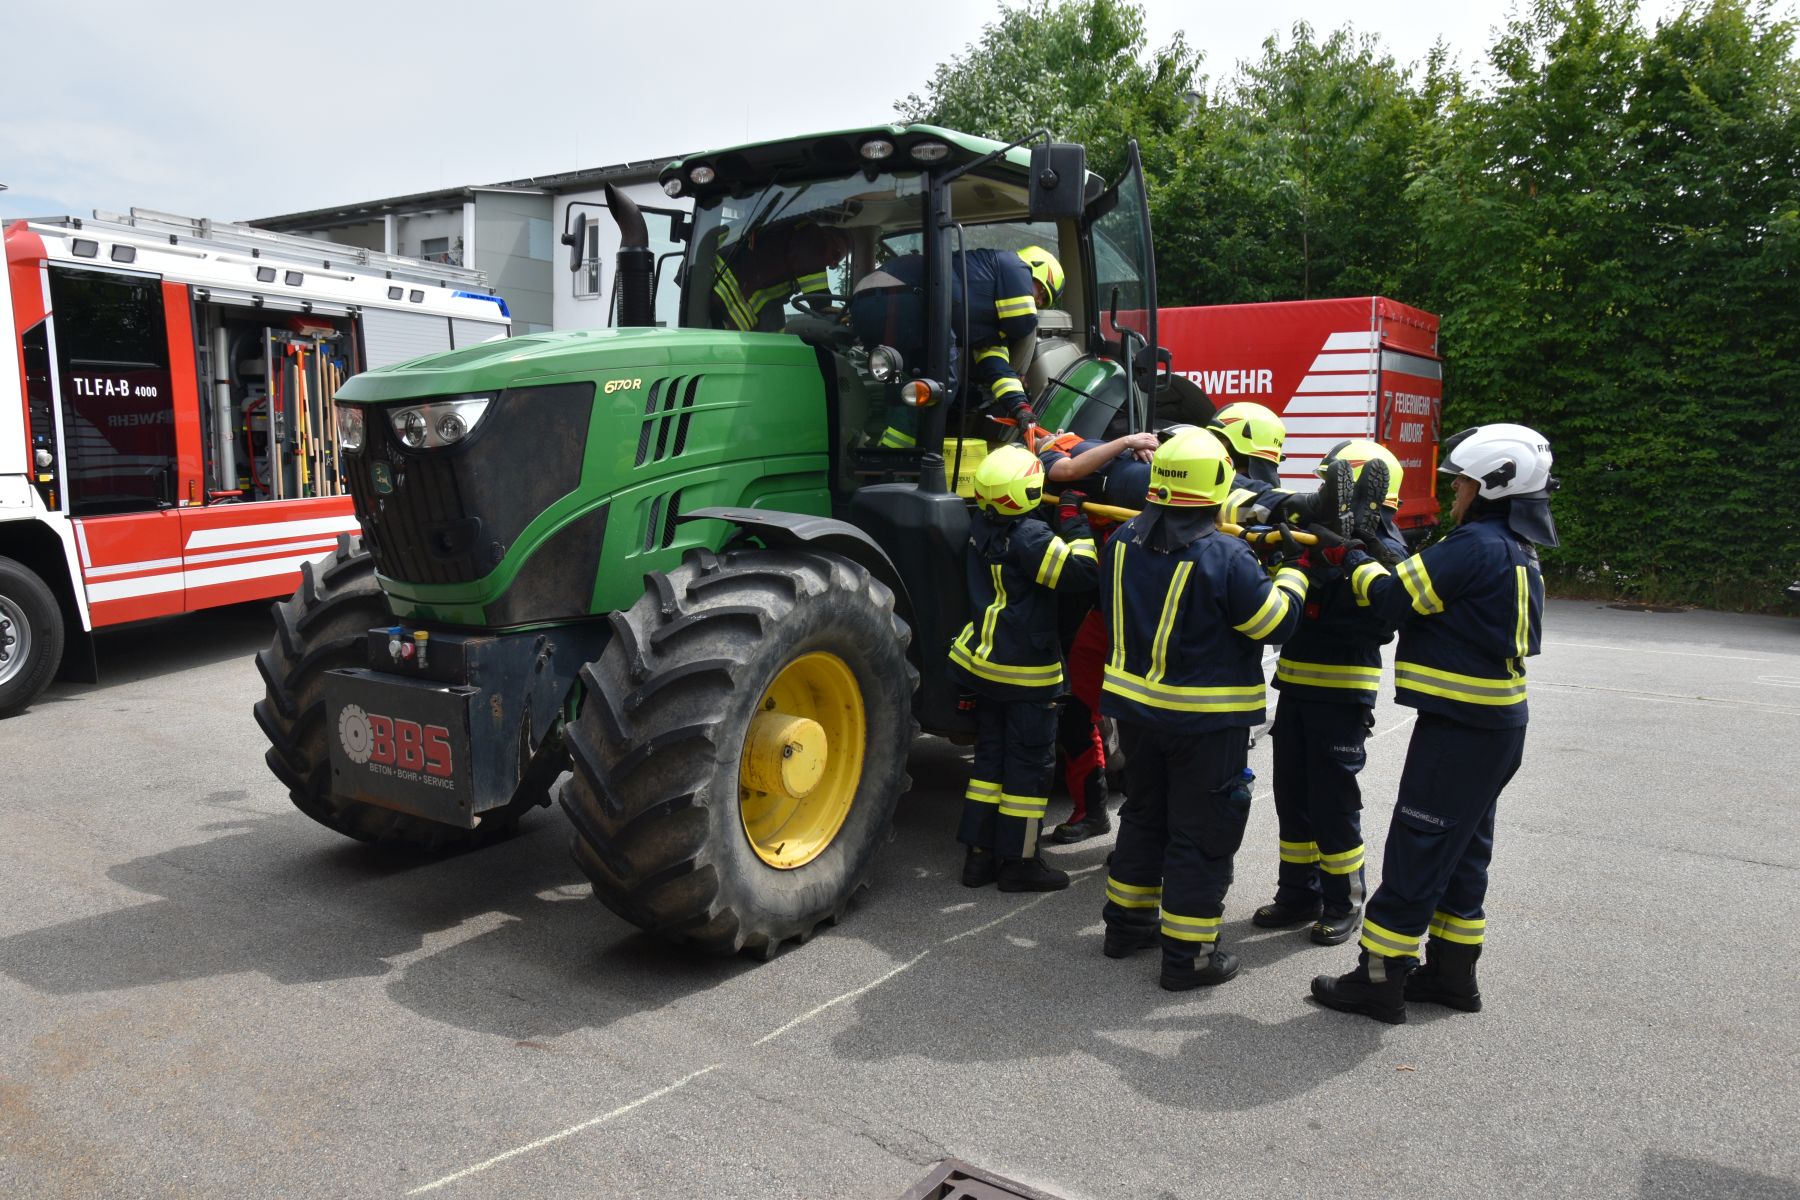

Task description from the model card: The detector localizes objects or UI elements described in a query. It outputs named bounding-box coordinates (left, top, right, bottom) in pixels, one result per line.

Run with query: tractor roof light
left=688, top=165, right=716, bottom=185
left=662, top=178, right=684, bottom=198
left=909, top=141, right=950, bottom=163
left=860, top=138, right=895, bottom=161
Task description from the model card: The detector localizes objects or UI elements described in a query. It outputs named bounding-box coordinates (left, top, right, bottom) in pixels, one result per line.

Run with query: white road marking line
left=1545, top=639, right=1787, bottom=663
left=403, top=1064, right=721, bottom=1196
left=1533, top=680, right=1800, bottom=716
left=752, top=950, right=932, bottom=1046
left=1370, top=715, right=1417, bottom=741
left=1756, top=676, right=1800, bottom=689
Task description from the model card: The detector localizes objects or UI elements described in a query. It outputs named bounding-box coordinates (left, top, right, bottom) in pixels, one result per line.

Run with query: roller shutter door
left=362, top=308, right=451, bottom=368
left=450, top=318, right=508, bottom=349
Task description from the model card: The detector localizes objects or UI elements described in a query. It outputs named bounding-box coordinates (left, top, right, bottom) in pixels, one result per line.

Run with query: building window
left=419, top=236, right=460, bottom=266
left=527, top=218, right=553, bottom=262
left=575, top=222, right=602, bottom=299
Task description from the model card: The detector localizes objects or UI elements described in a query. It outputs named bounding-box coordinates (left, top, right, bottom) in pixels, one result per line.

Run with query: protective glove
left=1304, top=523, right=1372, bottom=571
left=1009, top=399, right=1038, bottom=430
left=1053, top=488, right=1092, bottom=540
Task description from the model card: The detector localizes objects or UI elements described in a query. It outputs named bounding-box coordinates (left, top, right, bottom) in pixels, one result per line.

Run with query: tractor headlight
left=335, top=403, right=365, bottom=453
left=388, top=396, right=492, bottom=450
left=869, top=345, right=903, bottom=383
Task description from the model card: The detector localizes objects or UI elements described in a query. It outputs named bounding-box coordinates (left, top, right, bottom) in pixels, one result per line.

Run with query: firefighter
left=952, top=444, right=1099, bottom=891
left=1035, top=430, right=1160, bottom=843
left=711, top=220, right=853, bottom=332
left=1098, top=428, right=1308, bottom=988
left=1207, top=401, right=1350, bottom=532
left=1309, top=423, right=1556, bottom=1023
left=1254, top=440, right=1410, bottom=947
left=850, top=246, right=1064, bottom=448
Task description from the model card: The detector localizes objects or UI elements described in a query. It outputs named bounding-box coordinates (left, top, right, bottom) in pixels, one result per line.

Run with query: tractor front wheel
left=253, top=538, right=536, bottom=851
left=561, top=546, right=916, bottom=957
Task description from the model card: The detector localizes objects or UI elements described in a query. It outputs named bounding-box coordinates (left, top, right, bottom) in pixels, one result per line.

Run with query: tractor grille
left=348, top=383, right=596, bottom=586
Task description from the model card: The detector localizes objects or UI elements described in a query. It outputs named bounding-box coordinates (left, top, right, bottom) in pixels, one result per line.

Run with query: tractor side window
left=1089, top=143, right=1157, bottom=380
left=607, top=207, right=687, bottom=329
left=47, top=265, right=178, bottom=516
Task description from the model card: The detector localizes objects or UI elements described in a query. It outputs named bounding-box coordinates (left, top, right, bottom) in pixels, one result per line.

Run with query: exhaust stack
left=607, top=183, right=655, bottom=327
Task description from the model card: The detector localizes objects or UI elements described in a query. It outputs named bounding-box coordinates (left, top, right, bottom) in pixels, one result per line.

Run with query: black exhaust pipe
left=607, top=183, right=655, bottom=327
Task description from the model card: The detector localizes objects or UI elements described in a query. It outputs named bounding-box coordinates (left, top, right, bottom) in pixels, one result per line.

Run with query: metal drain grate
left=900, top=1159, right=1069, bottom=1200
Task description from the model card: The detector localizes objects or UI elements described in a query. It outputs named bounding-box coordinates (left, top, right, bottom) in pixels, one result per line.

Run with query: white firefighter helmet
left=1439, top=423, right=1555, bottom=499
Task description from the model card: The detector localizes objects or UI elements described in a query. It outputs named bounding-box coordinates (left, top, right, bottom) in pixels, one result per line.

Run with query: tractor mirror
left=1028, top=142, right=1087, bottom=220
left=561, top=211, right=588, bottom=274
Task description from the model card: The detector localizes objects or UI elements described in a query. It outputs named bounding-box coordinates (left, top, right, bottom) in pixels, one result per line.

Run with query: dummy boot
left=961, top=846, right=999, bottom=888
left=1311, top=951, right=1412, bottom=1024
left=997, top=855, right=1071, bottom=892
left=1253, top=897, right=1324, bottom=928
left=1103, top=918, right=1160, bottom=959
left=1350, top=460, right=1402, bottom=566
left=1404, top=938, right=1483, bottom=1012
left=1310, top=907, right=1361, bottom=946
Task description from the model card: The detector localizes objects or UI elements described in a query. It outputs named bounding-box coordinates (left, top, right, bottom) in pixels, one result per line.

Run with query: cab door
left=48, top=263, right=186, bottom=624
left=1082, top=140, right=1159, bottom=432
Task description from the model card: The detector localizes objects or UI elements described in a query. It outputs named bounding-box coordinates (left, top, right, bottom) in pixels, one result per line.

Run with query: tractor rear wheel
left=254, top=537, right=537, bottom=850
left=561, top=546, right=916, bottom=957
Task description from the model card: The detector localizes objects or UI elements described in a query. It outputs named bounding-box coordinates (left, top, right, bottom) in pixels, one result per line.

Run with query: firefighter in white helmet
left=1307, top=423, right=1556, bottom=1023
left=1096, top=428, right=1309, bottom=989
left=950, top=444, right=1099, bottom=891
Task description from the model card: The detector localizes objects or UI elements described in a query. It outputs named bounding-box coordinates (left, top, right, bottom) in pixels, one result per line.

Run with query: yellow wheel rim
left=738, top=651, right=866, bottom=869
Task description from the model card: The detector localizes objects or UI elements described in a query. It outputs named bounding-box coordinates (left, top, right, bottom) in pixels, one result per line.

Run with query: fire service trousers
left=1270, top=698, right=1372, bottom=916
left=1103, top=723, right=1252, bottom=956
left=1360, top=713, right=1526, bottom=964
left=1057, top=610, right=1110, bottom=823
left=959, top=694, right=1058, bottom=859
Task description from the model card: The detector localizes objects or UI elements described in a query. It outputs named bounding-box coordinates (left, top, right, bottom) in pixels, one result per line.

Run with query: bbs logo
left=337, top=704, right=453, bottom=777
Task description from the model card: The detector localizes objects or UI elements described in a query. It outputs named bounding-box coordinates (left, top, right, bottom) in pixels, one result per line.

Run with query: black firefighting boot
left=1050, top=807, right=1112, bottom=844
left=1310, top=951, right=1413, bottom=1024
left=1160, top=944, right=1241, bottom=990
left=997, top=855, right=1071, bottom=893
left=1350, top=460, right=1401, bottom=566
left=1253, top=898, right=1323, bottom=928
left=1102, top=920, right=1159, bottom=959
left=1310, top=907, right=1361, bottom=946
left=961, top=846, right=999, bottom=889
left=1405, top=939, right=1483, bottom=1012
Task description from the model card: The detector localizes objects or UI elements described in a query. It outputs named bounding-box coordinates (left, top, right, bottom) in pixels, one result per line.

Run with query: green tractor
left=254, top=125, right=1206, bottom=956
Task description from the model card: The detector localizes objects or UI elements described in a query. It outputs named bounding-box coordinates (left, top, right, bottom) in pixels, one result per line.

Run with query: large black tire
left=561, top=546, right=917, bottom=958
left=253, top=537, right=539, bottom=850
left=0, top=556, right=64, bottom=719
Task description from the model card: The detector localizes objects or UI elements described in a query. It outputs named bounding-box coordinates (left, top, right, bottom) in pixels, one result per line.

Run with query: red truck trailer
left=1158, top=296, right=1443, bottom=538
left=1, top=208, right=510, bottom=716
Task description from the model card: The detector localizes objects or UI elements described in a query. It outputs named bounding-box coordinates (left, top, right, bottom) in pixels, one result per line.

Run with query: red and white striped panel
left=1278, top=330, right=1377, bottom=490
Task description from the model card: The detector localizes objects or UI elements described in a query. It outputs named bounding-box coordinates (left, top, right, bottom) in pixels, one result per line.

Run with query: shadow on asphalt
left=0, top=734, right=1388, bottom=1109
left=39, top=602, right=275, bottom=703
left=1638, top=1151, right=1800, bottom=1199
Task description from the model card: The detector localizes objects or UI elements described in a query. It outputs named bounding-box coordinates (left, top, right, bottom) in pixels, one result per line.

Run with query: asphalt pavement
left=0, top=598, right=1796, bottom=1199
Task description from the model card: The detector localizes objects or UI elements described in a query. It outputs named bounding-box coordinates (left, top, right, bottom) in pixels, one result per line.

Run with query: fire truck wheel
left=254, top=537, right=529, bottom=851
left=0, top=557, right=64, bottom=719
left=560, top=546, right=917, bottom=959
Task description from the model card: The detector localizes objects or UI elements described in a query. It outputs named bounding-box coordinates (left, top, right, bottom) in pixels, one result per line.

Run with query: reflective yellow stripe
left=1351, top=560, right=1388, bottom=606
left=746, top=283, right=790, bottom=314
left=1319, top=844, right=1366, bottom=875
left=1275, top=659, right=1382, bottom=691
left=949, top=639, right=1063, bottom=688
left=1035, top=538, right=1072, bottom=587
left=1394, top=660, right=1526, bottom=705
left=977, top=564, right=1005, bottom=659
left=1279, top=839, right=1320, bottom=864
left=1233, top=584, right=1292, bottom=641
left=795, top=270, right=828, bottom=292
left=1221, top=487, right=1261, bottom=525
left=990, top=376, right=1026, bottom=399
left=1147, top=561, right=1192, bottom=685
left=1273, top=565, right=1308, bottom=598
left=998, top=792, right=1049, bottom=818
left=1067, top=539, right=1097, bottom=562
left=1398, top=556, right=1445, bottom=615
left=879, top=426, right=916, bottom=448
left=1161, top=911, right=1222, bottom=942
left=974, top=345, right=1010, bottom=362
left=1429, top=911, right=1487, bottom=944
left=1513, top=564, right=1529, bottom=658
left=713, top=260, right=756, bottom=330
left=994, top=295, right=1035, bottom=317
left=1360, top=918, right=1422, bottom=959
left=1105, top=878, right=1162, bottom=909
left=964, top=778, right=1001, bottom=804
left=1102, top=664, right=1266, bottom=714
left=1109, top=541, right=1128, bottom=670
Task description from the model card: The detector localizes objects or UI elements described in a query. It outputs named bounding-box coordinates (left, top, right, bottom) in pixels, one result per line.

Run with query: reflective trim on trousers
left=964, top=778, right=1001, bottom=805
left=1319, top=843, right=1366, bottom=875
left=1360, top=917, right=1423, bottom=959
left=1105, top=877, right=1162, bottom=909
left=1161, top=911, right=1223, bottom=943
left=1429, top=910, right=1487, bottom=944
left=1279, top=839, right=1320, bottom=865
left=998, top=792, right=1049, bottom=819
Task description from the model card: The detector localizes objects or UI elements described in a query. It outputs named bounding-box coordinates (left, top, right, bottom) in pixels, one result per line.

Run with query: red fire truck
left=1159, top=296, right=1443, bottom=537
left=1, top=208, right=510, bottom=715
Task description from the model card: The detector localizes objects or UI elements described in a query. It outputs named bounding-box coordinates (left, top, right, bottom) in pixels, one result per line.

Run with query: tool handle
left=1042, top=492, right=1320, bottom=546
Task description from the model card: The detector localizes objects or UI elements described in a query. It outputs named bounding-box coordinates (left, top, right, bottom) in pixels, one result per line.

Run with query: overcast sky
left=1, top=0, right=1714, bottom=224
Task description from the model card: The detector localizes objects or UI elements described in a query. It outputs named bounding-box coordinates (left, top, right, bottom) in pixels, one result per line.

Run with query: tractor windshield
left=683, top=172, right=927, bottom=334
